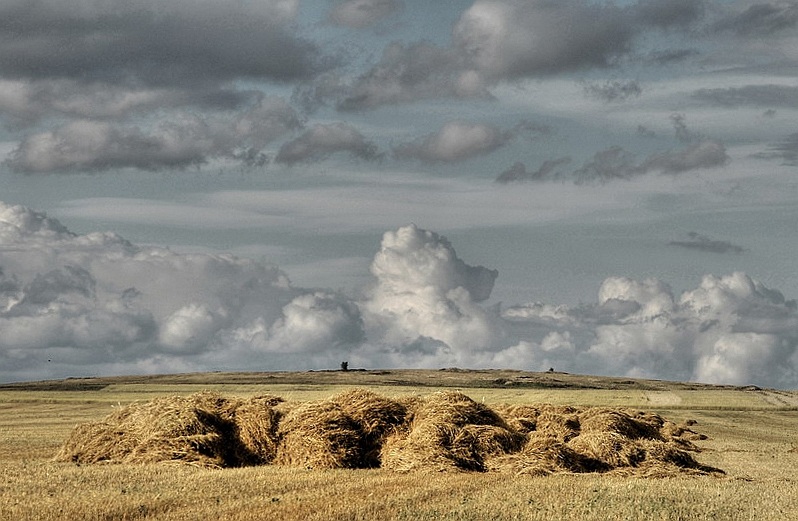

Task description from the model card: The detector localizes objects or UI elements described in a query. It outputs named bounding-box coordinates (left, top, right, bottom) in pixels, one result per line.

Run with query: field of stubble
left=1, top=369, right=797, bottom=521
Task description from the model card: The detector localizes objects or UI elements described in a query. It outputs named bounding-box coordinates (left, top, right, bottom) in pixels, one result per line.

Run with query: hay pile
left=55, top=391, right=284, bottom=468
left=56, top=389, right=722, bottom=476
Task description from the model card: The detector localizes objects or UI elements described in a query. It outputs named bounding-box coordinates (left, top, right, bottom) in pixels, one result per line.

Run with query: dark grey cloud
left=669, top=232, right=746, bottom=254
left=0, top=0, right=324, bottom=86
left=498, top=140, right=728, bottom=184
left=275, top=122, right=382, bottom=165
left=337, top=42, right=488, bottom=111
left=327, top=0, right=403, bottom=29
left=757, top=132, right=798, bottom=165
left=648, top=48, right=700, bottom=65
left=641, top=140, right=729, bottom=173
left=0, top=79, right=257, bottom=129
left=495, top=158, right=572, bottom=184
left=713, top=1, right=798, bottom=36
left=6, top=97, right=302, bottom=173
left=582, top=80, right=643, bottom=102
left=637, top=125, right=657, bottom=138
left=634, top=0, right=707, bottom=28
left=332, top=0, right=706, bottom=111
left=573, top=146, right=641, bottom=183
left=693, top=85, right=798, bottom=108
left=453, top=0, right=636, bottom=79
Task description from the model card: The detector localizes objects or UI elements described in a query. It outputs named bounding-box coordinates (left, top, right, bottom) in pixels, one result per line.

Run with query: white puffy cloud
left=504, top=271, right=798, bottom=387
left=362, top=224, right=502, bottom=355
left=3, top=201, right=798, bottom=388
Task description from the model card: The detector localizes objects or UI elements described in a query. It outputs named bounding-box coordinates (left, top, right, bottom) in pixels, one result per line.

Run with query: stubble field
left=1, top=369, right=797, bottom=521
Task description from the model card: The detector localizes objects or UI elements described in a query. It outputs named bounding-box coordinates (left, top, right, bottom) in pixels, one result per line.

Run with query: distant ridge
left=0, top=369, right=755, bottom=392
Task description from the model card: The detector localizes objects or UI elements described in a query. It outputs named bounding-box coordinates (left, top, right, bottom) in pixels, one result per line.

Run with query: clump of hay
left=273, top=401, right=365, bottom=470
left=380, top=391, right=525, bottom=473
left=330, top=388, right=411, bottom=467
left=56, top=389, right=722, bottom=477
left=55, top=392, right=284, bottom=468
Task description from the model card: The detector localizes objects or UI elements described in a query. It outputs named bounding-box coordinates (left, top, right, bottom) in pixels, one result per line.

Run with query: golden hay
left=55, top=391, right=283, bottom=468
left=567, top=431, right=646, bottom=469
left=274, top=401, right=365, bottom=469
left=56, top=389, right=722, bottom=477
left=379, top=391, right=521, bottom=473
left=486, top=435, right=589, bottom=476
left=380, top=424, right=465, bottom=473
left=232, top=396, right=284, bottom=465
left=578, top=409, right=664, bottom=440
left=534, top=405, right=582, bottom=442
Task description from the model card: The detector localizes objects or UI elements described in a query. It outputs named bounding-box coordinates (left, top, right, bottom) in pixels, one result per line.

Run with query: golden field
left=1, top=369, right=797, bottom=521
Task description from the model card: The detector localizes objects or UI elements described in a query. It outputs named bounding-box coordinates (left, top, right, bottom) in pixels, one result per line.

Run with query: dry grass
left=54, top=388, right=722, bottom=479
left=3, top=371, right=798, bottom=520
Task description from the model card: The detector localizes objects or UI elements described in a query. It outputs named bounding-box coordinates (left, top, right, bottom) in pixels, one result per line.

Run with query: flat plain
left=1, top=369, right=797, bottom=521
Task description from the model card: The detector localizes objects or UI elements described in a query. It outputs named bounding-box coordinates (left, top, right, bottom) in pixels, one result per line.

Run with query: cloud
left=503, top=272, right=798, bottom=387
left=692, top=84, right=798, bottom=107
left=334, top=0, right=705, bottom=110
left=336, top=42, right=489, bottom=111
left=394, top=122, right=512, bottom=163
left=5, top=97, right=301, bottom=172
left=640, top=140, right=729, bottom=173
left=453, top=1, right=633, bottom=79
left=712, top=1, right=798, bottom=36
left=361, top=224, right=502, bottom=355
left=327, top=0, right=403, bottom=28
left=0, top=79, right=255, bottom=129
left=756, top=132, right=798, bottom=165
left=0, top=0, right=323, bottom=85
left=495, top=158, right=572, bottom=184
left=669, top=232, right=746, bottom=254
left=275, top=122, right=381, bottom=165
left=499, top=140, right=728, bottom=184
left=3, top=202, right=798, bottom=388
left=582, top=80, right=643, bottom=102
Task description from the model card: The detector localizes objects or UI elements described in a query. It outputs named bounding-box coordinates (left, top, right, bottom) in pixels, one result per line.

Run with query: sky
left=1, top=0, right=798, bottom=388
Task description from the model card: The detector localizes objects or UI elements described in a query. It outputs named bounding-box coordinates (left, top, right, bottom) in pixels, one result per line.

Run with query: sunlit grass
left=2, top=371, right=797, bottom=520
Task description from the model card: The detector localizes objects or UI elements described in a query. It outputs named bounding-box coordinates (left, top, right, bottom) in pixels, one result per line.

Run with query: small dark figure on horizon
left=341, top=361, right=348, bottom=372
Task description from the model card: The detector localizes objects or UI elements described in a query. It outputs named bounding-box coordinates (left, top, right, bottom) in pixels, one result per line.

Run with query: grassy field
left=1, top=369, right=798, bottom=520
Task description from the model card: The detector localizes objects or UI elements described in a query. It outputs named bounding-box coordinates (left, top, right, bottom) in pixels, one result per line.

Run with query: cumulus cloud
left=6, top=97, right=301, bottom=172
left=327, top=0, right=403, bottom=28
left=3, top=202, right=798, bottom=388
left=275, top=122, right=382, bottom=164
left=503, top=272, right=798, bottom=387
left=361, top=224, right=502, bottom=356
